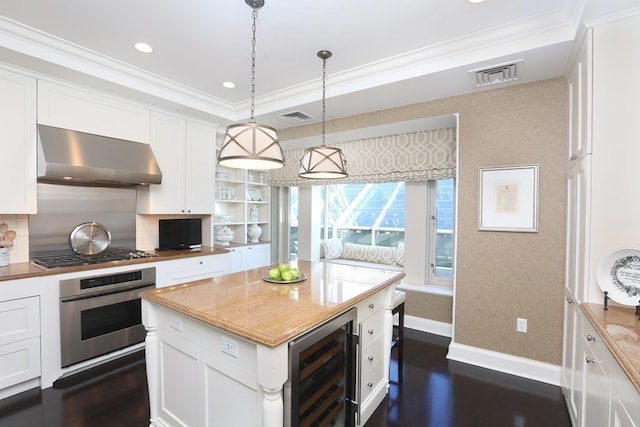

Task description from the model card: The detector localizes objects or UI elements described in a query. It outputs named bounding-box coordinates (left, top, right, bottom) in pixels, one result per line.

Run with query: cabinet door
left=0, top=69, right=36, bottom=214
left=567, top=30, right=592, bottom=164
left=141, top=111, right=187, bottom=213
left=243, top=245, right=270, bottom=270
left=227, top=247, right=243, bottom=273
left=582, top=346, right=610, bottom=427
left=185, top=121, right=216, bottom=214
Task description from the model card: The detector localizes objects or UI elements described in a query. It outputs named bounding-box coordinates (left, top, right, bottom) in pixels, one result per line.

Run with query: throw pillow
left=395, top=242, right=405, bottom=267
left=321, top=238, right=343, bottom=260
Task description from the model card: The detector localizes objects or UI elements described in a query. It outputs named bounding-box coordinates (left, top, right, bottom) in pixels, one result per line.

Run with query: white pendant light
left=218, top=0, right=284, bottom=170
left=299, top=50, right=347, bottom=179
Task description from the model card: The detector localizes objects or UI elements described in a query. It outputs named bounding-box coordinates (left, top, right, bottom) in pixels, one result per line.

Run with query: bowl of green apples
left=263, top=262, right=306, bottom=284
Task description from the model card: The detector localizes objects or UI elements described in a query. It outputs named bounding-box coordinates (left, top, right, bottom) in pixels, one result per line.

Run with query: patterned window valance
left=268, top=127, right=456, bottom=187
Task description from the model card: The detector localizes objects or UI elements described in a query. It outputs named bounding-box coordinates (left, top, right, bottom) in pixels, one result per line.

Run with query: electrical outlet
left=517, top=318, right=528, bottom=333
left=169, top=316, right=183, bottom=332
left=221, top=337, right=238, bottom=357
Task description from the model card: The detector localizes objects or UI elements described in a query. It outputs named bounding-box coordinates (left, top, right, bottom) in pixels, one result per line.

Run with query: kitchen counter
left=141, top=260, right=404, bottom=426
left=141, top=259, right=405, bottom=347
left=0, top=246, right=230, bottom=282
left=582, top=303, right=640, bottom=393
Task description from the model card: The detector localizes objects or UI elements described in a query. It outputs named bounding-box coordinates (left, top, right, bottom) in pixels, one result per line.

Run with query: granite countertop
left=141, top=260, right=405, bottom=348
left=0, top=246, right=230, bottom=282
left=582, top=303, right=640, bottom=393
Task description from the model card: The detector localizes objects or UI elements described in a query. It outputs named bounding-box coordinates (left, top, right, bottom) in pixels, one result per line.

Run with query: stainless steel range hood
left=37, top=125, right=162, bottom=186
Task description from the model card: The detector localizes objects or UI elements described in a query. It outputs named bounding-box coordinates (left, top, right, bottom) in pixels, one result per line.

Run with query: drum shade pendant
left=218, top=0, right=284, bottom=170
left=299, top=50, right=347, bottom=179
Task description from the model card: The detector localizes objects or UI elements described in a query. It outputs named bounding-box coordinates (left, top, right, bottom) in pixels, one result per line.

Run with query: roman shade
left=268, top=127, right=456, bottom=186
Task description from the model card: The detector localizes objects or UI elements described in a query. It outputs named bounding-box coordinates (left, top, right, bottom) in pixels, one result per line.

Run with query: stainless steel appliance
left=288, top=308, right=357, bottom=427
left=33, top=248, right=155, bottom=269
left=59, top=267, right=155, bottom=367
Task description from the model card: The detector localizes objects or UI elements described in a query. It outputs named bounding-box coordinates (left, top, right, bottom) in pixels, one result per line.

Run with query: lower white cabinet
left=0, top=278, right=41, bottom=399
left=227, top=244, right=271, bottom=273
left=565, top=308, right=640, bottom=427
left=155, top=254, right=230, bottom=288
left=355, top=286, right=394, bottom=426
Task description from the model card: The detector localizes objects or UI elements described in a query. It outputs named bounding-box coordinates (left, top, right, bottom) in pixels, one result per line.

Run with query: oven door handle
left=60, top=283, right=154, bottom=302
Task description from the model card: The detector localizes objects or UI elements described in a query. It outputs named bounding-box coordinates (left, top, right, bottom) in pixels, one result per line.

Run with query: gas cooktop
left=32, top=248, right=156, bottom=269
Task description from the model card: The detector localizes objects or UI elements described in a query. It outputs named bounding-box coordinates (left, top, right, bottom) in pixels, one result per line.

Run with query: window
left=289, top=179, right=455, bottom=286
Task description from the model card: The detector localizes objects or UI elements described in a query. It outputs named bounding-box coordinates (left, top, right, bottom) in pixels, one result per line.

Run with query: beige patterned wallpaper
left=280, top=78, right=568, bottom=365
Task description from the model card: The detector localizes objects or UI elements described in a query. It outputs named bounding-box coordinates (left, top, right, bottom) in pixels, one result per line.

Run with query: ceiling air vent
left=469, top=60, right=523, bottom=88
left=277, top=111, right=316, bottom=124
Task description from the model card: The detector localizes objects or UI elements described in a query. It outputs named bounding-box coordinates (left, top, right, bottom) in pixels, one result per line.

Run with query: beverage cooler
left=287, top=307, right=358, bottom=427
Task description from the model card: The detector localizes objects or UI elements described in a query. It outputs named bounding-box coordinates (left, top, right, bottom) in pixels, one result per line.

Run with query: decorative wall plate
left=247, top=187, right=262, bottom=201
left=596, top=247, right=640, bottom=306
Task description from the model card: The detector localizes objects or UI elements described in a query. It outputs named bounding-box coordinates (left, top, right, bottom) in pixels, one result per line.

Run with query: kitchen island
left=141, top=260, right=404, bottom=427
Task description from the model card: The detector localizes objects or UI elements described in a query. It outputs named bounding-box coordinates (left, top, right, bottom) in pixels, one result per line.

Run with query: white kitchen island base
left=143, top=302, right=288, bottom=427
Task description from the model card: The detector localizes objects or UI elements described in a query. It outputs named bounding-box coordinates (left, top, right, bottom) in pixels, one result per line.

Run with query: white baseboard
left=446, top=341, right=562, bottom=386
left=404, top=314, right=452, bottom=338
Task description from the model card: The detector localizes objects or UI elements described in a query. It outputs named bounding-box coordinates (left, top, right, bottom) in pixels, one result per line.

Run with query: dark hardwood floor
left=0, top=329, right=571, bottom=427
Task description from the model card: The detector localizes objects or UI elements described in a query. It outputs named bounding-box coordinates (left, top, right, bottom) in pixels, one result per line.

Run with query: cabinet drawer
left=0, top=297, right=40, bottom=346
left=157, top=255, right=229, bottom=287
left=360, top=355, right=385, bottom=405
left=361, top=334, right=385, bottom=373
left=0, top=336, right=41, bottom=390
left=356, top=291, right=388, bottom=324
left=359, top=310, right=385, bottom=348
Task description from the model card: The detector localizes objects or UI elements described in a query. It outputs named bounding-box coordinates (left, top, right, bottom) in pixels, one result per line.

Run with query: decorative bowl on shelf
left=215, top=226, right=234, bottom=245
left=216, top=215, right=233, bottom=223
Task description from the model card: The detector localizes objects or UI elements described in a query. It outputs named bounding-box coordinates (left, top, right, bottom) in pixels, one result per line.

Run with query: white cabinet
left=37, top=80, right=149, bottom=143
left=563, top=15, right=640, bottom=425
left=354, top=287, right=394, bottom=426
left=137, top=111, right=216, bottom=214
left=155, top=254, right=230, bottom=288
left=226, top=244, right=271, bottom=273
left=0, top=68, right=37, bottom=214
left=214, top=166, right=271, bottom=245
left=0, top=278, right=41, bottom=399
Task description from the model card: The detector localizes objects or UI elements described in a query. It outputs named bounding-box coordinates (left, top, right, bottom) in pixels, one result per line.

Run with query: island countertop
left=141, top=260, right=405, bottom=348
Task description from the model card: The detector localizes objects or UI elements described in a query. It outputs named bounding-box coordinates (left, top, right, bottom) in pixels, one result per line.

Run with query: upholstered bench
left=320, top=239, right=405, bottom=272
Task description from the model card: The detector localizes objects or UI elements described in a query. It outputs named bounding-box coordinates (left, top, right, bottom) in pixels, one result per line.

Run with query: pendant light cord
left=250, top=7, right=258, bottom=122
left=321, top=55, right=327, bottom=146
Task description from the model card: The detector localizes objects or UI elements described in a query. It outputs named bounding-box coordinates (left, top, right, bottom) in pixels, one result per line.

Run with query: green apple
left=281, top=270, right=293, bottom=281
left=278, top=262, right=290, bottom=273
left=289, top=268, right=300, bottom=279
left=268, top=268, right=281, bottom=280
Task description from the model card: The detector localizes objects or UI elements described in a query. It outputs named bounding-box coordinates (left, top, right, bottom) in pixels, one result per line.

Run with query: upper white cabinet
left=137, top=111, right=216, bottom=215
left=566, top=30, right=592, bottom=165
left=0, top=69, right=37, bottom=214
left=37, top=80, right=149, bottom=143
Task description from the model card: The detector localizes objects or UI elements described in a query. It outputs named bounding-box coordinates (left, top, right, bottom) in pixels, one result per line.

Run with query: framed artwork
left=478, top=164, right=538, bottom=232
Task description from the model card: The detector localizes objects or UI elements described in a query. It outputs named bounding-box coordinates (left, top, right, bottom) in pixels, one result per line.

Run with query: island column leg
left=141, top=300, right=158, bottom=427
left=257, top=343, right=289, bottom=427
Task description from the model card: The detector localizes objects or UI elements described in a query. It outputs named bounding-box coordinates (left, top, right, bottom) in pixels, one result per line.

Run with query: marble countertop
left=582, top=303, right=640, bottom=393
left=0, top=246, right=230, bottom=282
left=141, top=260, right=405, bottom=348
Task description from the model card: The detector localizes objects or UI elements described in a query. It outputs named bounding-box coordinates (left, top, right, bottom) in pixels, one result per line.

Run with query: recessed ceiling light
left=468, top=0, right=486, bottom=3
left=134, top=42, right=153, bottom=53
left=222, top=81, right=236, bottom=89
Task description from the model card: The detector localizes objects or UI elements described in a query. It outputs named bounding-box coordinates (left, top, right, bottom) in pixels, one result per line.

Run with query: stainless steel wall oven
left=59, top=267, right=155, bottom=367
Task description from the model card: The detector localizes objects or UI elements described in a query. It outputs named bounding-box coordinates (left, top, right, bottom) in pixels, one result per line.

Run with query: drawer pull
left=586, top=334, right=597, bottom=342
left=369, top=303, right=375, bottom=309
left=367, top=382, right=373, bottom=388
left=368, top=329, right=374, bottom=335
left=585, top=356, right=595, bottom=364
left=368, top=355, right=374, bottom=362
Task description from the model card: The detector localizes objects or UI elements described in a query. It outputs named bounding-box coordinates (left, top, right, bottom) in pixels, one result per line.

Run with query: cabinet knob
left=367, top=382, right=373, bottom=388
left=586, top=334, right=597, bottom=342
left=199, top=261, right=203, bottom=265
left=585, top=356, right=595, bottom=364
left=569, top=154, right=578, bottom=161
left=368, top=329, right=374, bottom=335
left=368, top=303, right=375, bottom=309
left=368, top=355, right=374, bottom=362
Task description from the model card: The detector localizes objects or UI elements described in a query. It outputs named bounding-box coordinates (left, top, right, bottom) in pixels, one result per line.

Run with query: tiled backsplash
left=0, top=214, right=29, bottom=264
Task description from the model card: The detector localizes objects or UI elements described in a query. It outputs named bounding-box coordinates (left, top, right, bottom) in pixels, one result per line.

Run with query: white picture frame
left=478, top=164, right=538, bottom=232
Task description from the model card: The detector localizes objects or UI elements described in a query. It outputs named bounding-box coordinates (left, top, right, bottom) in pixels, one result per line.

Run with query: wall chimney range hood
left=37, top=125, right=162, bottom=186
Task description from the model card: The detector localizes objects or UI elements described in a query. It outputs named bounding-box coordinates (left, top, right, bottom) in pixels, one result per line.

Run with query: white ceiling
left=0, top=0, right=635, bottom=130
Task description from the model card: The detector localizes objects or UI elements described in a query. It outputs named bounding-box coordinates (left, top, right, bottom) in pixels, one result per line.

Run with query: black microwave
left=158, top=218, right=202, bottom=251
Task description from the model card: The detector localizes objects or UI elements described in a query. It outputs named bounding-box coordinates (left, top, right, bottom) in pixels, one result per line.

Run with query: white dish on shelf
left=215, top=215, right=233, bottom=223
left=247, top=187, right=262, bottom=201
left=596, top=247, right=640, bottom=306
